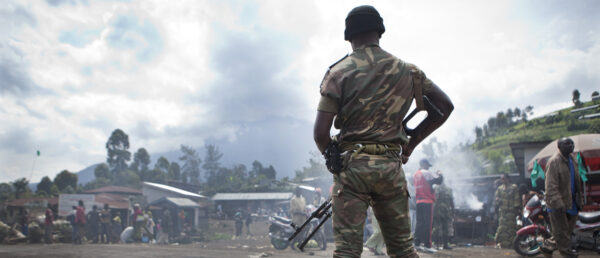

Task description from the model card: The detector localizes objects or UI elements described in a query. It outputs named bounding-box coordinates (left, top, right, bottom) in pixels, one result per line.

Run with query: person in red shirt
left=413, top=159, right=443, bottom=253
left=44, top=203, right=54, bottom=244
left=74, top=200, right=86, bottom=244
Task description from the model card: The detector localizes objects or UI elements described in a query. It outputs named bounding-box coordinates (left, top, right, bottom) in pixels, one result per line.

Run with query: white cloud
left=0, top=0, right=599, bottom=183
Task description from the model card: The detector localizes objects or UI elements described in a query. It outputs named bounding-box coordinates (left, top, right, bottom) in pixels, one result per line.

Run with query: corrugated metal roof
left=151, top=197, right=201, bottom=208
left=84, top=186, right=142, bottom=195
left=212, top=192, right=293, bottom=201
left=143, top=182, right=207, bottom=199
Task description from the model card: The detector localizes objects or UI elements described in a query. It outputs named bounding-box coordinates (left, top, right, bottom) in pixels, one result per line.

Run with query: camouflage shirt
left=495, top=183, right=520, bottom=214
left=318, top=44, right=434, bottom=145
left=433, top=183, right=454, bottom=218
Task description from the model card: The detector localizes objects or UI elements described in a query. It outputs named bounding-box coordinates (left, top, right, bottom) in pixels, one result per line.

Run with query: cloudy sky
left=1, top=0, right=599, bottom=183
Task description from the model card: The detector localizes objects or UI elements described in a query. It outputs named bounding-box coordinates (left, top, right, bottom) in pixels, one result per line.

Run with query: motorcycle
left=513, top=194, right=551, bottom=256
left=268, top=204, right=327, bottom=251
left=514, top=194, right=600, bottom=256
left=573, top=210, right=600, bottom=253
left=268, top=215, right=297, bottom=250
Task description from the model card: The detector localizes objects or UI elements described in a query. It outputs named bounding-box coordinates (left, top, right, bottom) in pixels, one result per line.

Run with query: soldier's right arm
left=401, top=83, right=454, bottom=163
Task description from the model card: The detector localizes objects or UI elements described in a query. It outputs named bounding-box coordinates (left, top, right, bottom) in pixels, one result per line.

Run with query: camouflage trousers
left=432, top=216, right=452, bottom=246
left=332, top=153, right=418, bottom=258
left=494, top=211, right=518, bottom=248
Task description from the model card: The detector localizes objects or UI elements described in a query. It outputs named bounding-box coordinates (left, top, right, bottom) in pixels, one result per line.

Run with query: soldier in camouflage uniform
left=494, top=174, right=520, bottom=248
left=313, top=5, right=454, bottom=258
left=432, top=180, right=454, bottom=250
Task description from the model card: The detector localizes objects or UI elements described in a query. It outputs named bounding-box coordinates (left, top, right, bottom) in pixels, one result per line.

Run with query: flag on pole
left=577, top=152, right=588, bottom=182
left=530, top=160, right=545, bottom=187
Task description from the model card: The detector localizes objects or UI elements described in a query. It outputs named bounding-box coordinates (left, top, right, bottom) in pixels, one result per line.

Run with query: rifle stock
left=402, top=95, right=444, bottom=136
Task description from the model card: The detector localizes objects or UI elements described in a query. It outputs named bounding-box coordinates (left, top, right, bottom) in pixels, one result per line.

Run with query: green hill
left=472, top=100, right=600, bottom=174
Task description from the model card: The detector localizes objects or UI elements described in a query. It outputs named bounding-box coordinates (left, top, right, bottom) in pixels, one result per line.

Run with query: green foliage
left=62, top=185, right=75, bottom=194
left=154, top=156, right=170, bottom=172
left=0, top=183, right=13, bottom=203
left=82, top=177, right=111, bottom=190
left=54, top=170, right=78, bottom=191
left=202, top=144, right=222, bottom=184
left=251, top=160, right=276, bottom=180
left=36, top=176, right=53, bottom=195
left=206, top=232, right=232, bottom=241
left=106, top=129, right=131, bottom=176
left=114, top=169, right=140, bottom=187
left=180, top=145, right=202, bottom=184
left=12, top=178, right=30, bottom=199
left=573, top=89, right=582, bottom=106
left=144, top=169, right=167, bottom=184
left=131, top=148, right=151, bottom=174
left=294, top=152, right=328, bottom=181
left=94, top=163, right=110, bottom=179
left=168, top=162, right=181, bottom=182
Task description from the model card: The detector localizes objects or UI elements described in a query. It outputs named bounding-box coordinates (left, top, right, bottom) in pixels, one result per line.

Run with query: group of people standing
left=66, top=201, right=121, bottom=244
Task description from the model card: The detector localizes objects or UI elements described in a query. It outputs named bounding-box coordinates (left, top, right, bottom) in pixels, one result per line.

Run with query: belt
left=341, top=142, right=402, bottom=158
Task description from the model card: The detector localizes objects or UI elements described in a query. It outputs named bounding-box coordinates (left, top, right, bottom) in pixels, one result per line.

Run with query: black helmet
left=344, top=5, right=385, bottom=41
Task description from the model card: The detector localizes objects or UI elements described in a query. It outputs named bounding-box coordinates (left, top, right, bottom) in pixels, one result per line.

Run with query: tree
left=12, top=178, right=29, bottom=199
left=114, top=169, right=140, bottom=187
left=149, top=156, right=170, bottom=183
left=94, top=163, right=110, bottom=179
left=144, top=169, right=167, bottom=184
left=155, top=156, right=170, bottom=173
left=514, top=107, right=521, bottom=118
left=251, top=160, right=277, bottom=180
left=295, top=152, right=328, bottom=180
left=592, top=91, right=599, bottom=103
left=106, top=129, right=131, bottom=177
left=0, top=183, right=14, bottom=202
left=572, top=89, right=582, bottom=106
left=168, top=162, right=181, bottom=182
left=203, top=144, right=223, bottom=184
left=82, top=177, right=111, bottom=191
left=495, top=112, right=508, bottom=129
left=474, top=126, right=483, bottom=142
left=131, top=148, right=151, bottom=175
left=180, top=145, right=202, bottom=184
left=54, top=170, right=78, bottom=191
left=36, top=176, right=53, bottom=195
left=506, top=108, right=514, bottom=122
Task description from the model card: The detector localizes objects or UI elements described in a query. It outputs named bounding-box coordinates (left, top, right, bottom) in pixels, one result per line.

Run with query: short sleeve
left=319, top=69, right=342, bottom=106
left=407, top=63, right=434, bottom=95
left=317, top=95, right=338, bottom=113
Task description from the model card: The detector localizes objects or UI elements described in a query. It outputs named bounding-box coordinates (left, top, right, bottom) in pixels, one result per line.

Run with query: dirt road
left=2, top=219, right=597, bottom=257
left=2, top=241, right=599, bottom=258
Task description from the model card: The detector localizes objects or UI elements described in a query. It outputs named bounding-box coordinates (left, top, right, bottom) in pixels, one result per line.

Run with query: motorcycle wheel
left=269, top=228, right=289, bottom=250
left=271, top=235, right=289, bottom=250
left=513, top=233, right=543, bottom=257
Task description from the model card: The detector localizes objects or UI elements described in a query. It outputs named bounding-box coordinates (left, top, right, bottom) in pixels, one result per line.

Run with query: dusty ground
left=1, top=219, right=598, bottom=257
left=2, top=243, right=599, bottom=258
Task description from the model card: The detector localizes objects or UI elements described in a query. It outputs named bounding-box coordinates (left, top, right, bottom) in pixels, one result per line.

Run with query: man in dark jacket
left=541, top=138, right=584, bottom=258
left=88, top=205, right=100, bottom=243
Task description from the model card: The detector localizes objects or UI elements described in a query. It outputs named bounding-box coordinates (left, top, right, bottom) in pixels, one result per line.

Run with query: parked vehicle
left=268, top=215, right=296, bottom=250
left=513, top=194, right=551, bottom=256
left=514, top=194, right=600, bottom=256
left=268, top=204, right=327, bottom=251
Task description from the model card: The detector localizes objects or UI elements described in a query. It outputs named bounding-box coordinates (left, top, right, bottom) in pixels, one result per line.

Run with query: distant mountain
left=76, top=163, right=100, bottom=186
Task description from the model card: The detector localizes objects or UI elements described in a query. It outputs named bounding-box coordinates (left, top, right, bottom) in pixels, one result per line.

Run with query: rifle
left=402, top=95, right=444, bottom=137
left=291, top=97, right=444, bottom=251
left=288, top=198, right=332, bottom=251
